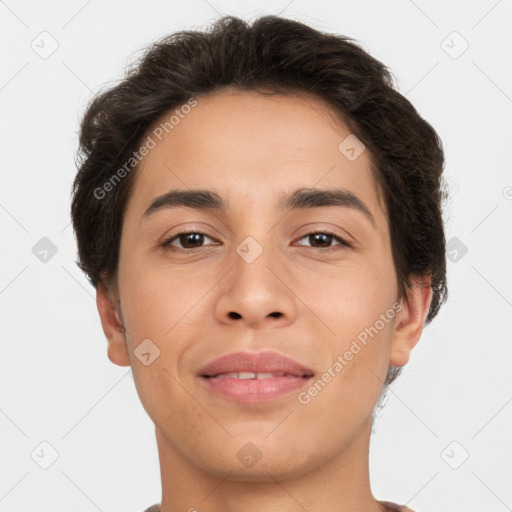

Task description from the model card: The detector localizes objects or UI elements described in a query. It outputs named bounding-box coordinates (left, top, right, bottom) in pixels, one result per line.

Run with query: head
left=71, top=15, right=447, bottom=481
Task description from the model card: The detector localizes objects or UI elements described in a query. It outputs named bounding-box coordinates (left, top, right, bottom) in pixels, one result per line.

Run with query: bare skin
left=96, top=88, right=432, bottom=512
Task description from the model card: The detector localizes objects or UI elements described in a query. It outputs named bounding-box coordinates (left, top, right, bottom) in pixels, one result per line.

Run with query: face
left=98, top=89, right=432, bottom=482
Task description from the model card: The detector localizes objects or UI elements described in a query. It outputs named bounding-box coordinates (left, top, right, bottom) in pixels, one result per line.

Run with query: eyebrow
left=142, top=187, right=375, bottom=226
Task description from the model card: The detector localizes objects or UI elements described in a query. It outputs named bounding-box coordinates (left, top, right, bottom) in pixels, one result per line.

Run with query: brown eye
left=296, top=231, right=351, bottom=250
left=162, top=232, right=215, bottom=251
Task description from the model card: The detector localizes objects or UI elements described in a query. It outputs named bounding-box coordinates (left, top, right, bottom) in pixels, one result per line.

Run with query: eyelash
left=161, top=229, right=352, bottom=253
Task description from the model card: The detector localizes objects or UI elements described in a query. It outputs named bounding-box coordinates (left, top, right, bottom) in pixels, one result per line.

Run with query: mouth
left=198, top=350, right=314, bottom=378
left=197, top=351, right=315, bottom=403
left=201, top=371, right=313, bottom=379
left=198, top=373, right=314, bottom=403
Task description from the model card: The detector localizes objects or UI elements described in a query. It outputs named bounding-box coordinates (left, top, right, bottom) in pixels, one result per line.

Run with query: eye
left=161, top=229, right=351, bottom=253
left=295, top=230, right=351, bottom=251
left=162, top=231, right=217, bottom=251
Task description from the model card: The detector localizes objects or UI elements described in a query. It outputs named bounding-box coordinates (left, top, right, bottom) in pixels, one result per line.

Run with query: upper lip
left=198, top=351, right=315, bottom=378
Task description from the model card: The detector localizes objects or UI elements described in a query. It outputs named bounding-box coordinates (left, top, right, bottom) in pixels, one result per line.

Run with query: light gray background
left=1, top=1, right=511, bottom=511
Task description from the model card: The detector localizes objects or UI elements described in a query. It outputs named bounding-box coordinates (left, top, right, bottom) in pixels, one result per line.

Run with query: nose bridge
left=230, top=202, right=279, bottom=272
left=214, top=227, right=296, bottom=327
left=232, top=231, right=281, bottom=298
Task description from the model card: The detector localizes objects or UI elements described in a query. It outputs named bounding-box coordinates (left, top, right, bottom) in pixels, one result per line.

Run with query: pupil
left=177, top=233, right=333, bottom=249
left=182, top=233, right=203, bottom=248
left=311, top=233, right=331, bottom=247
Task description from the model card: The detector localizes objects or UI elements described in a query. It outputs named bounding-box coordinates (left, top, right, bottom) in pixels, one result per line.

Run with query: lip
left=197, top=350, right=315, bottom=404
left=198, top=350, right=314, bottom=378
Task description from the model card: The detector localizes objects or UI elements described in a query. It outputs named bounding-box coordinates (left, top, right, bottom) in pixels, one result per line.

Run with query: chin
left=189, top=439, right=321, bottom=483
left=202, top=457, right=310, bottom=483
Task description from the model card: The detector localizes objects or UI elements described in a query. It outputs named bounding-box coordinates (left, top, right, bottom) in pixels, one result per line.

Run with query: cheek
left=116, top=255, right=205, bottom=418
left=117, top=251, right=208, bottom=341
left=297, top=274, right=397, bottom=431
left=300, top=256, right=398, bottom=338
left=297, top=257, right=398, bottom=405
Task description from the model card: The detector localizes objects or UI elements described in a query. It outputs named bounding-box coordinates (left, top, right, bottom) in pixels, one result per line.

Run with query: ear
left=96, top=284, right=131, bottom=367
left=389, top=274, right=433, bottom=367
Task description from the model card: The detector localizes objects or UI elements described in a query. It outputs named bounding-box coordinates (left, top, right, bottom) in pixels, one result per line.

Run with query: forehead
left=125, top=89, right=385, bottom=223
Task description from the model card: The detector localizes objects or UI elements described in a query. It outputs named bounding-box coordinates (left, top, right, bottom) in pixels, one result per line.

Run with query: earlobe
left=389, top=275, right=433, bottom=367
left=96, top=285, right=131, bottom=367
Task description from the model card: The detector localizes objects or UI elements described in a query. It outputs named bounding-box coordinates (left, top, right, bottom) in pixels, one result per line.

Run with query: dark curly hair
left=71, top=15, right=448, bottom=389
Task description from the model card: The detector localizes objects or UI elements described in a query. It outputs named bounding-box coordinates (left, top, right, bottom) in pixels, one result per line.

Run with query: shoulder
left=379, top=500, right=417, bottom=512
left=142, top=506, right=160, bottom=512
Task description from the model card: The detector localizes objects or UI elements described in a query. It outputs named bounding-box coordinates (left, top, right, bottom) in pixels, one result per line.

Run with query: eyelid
left=162, top=227, right=352, bottom=252
left=159, top=222, right=219, bottom=244
left=161, top=229, right=218, bottom=249
left=293, top=228, right=352, bottom=249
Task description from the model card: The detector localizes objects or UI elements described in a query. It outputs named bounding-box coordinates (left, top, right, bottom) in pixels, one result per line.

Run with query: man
left=71, top=15, right=447, bottom=512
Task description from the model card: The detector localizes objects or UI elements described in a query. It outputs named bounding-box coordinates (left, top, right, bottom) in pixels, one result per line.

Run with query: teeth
left=216, top=372, right=287, bottom=379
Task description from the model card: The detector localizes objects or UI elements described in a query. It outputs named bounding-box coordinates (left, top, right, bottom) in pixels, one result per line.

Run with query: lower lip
left=199, top=375, right=312, bottom=403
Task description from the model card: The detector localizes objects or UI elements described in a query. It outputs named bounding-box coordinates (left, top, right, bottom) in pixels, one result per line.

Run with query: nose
left=213, top=238, right=298, bottom=329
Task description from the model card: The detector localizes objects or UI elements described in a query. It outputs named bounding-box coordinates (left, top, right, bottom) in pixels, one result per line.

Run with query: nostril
left=228, top=312, right=242, bottom=319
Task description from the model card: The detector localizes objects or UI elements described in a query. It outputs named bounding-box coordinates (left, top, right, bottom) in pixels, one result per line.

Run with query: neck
left=155, top=415, right=386, bottom=512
